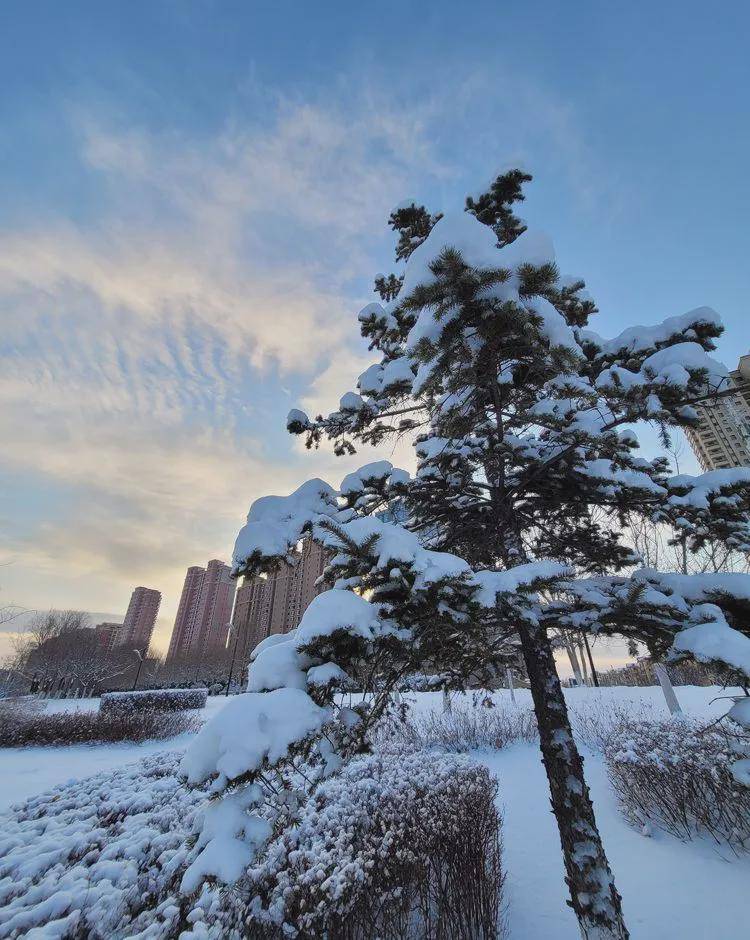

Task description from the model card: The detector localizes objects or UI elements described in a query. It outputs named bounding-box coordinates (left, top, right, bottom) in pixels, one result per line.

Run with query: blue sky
left=1, top=1, right=749, bottom=657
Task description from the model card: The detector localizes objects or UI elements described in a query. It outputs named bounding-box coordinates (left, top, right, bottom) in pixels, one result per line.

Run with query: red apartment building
left=167, top=559, right=236, bottom=661
left=230, top=537, right=329, bottom=667
left=118, top=587, right=161, bottom=654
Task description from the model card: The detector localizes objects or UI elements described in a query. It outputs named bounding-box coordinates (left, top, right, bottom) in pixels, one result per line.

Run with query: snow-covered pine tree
left=178, top=471, right=529, bottom=906
left=287, top=170, right=750, bottom=939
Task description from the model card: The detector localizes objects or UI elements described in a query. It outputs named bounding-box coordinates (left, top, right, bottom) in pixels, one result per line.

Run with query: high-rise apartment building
left=118, top=587, right=161, bottom=654
left=167, top=560, right=236, bottom=661
left=94, top=621, right=122, bottom=654
left=684, top=353, right=750, bottom=471
left=167, top=566, right=204, bottom=660
left=231, top=537, right=329, bottom=666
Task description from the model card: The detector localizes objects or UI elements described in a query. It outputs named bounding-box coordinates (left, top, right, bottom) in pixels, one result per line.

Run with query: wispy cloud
left=0, top=72, right=612, bottom=652
left=0, top=91, right=453, bottom=647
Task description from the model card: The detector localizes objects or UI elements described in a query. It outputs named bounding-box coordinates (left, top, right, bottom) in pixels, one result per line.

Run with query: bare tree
left=11, top=610, right=132, bottom=696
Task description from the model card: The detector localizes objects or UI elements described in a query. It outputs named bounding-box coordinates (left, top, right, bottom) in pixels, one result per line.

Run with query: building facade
left=94, top=621, right=122, bottom=654
left=231, top=537, right=329, bottom=666
left=167, top=560, right=236, bottom=661
left=118, top=587, right=161, bottom=654
left=684, top=353, right=750, bottom=471
left=167, top=566, right=204, bottom=660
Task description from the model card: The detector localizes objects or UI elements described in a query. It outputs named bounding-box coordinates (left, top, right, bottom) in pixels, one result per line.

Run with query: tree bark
left=487, top=380, right=628, bottom=938
left=577, top=640, right=590, bottom=685
left=518, top=618, right=629, bottom=939
left=565, top=635, right=585, bottom=685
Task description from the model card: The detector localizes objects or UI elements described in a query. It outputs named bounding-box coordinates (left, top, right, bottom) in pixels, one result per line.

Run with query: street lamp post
left=225, top=587, right=241, bottom=697
left=132, top=649, right=145, bottom=691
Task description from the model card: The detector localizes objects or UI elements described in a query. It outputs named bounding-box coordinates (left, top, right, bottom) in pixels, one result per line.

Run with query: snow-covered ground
left=1, top=686, right=747, bottom=938
left=0, top=695, right=229, bottom=812
left=490, top=733, right=749, bottom=939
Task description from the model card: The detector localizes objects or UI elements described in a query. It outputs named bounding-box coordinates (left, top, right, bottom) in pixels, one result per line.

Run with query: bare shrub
left=99, top=687, right=208, bottom=716
left=0, top=707, right=202, bottom=747
left=0, top=752, right=206, bottom=937
left=376, top=702, right=537, bottom=753
left=245, top=750, right=505, bottom=939
left=597, top=658, right=728, bottom=688
left=604, top=717, right=750, bottom=853
left=568, top=700, right=660, bottom=753
left=0, top=696, right=45, bottom=718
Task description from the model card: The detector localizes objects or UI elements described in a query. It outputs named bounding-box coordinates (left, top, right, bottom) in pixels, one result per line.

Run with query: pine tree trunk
left=518, top=618, right=629, bottom=939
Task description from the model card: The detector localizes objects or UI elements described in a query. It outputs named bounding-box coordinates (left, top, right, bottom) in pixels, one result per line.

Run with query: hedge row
left=99, top=687, right=208, bottom=715
left=0, top=749, right=505, bottom=938
left=244, top=750, right=503, bottom=938
left=0, top=707, right=201, bottom=747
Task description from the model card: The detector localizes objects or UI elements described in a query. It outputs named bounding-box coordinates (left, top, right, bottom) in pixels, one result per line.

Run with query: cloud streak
left=0, top=90, right=455, bottom=648
left=0, top=72, right=609, bottom=652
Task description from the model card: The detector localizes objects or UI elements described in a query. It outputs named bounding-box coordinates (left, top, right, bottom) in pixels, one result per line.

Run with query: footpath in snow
left=0, top=696, right=229, bottom=811
left=486, top=743, right=749, bottom=939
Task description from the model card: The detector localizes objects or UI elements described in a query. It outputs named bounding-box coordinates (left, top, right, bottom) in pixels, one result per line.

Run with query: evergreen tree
left=286, top=171, right=750, bottom=938
left=183, top=172, right=750, bottom=940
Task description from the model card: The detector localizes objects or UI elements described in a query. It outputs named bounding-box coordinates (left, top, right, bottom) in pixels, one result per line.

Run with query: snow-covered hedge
left=243, top=750, right=503, bottom=939
left=99, top=687, right=208, bottom=715
left=604, top=717, right=750, bottom=852
left=0, top=749, right=503, bottom=939
left=0, top=707, right=200, bottom=747
left=0, top=753, right=205, bottom=938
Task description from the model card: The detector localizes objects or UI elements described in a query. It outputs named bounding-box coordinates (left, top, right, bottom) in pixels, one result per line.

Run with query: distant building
left=94, top=621, right=122, bottom=654
left=167, top=566, right=205, bottom=660
left=118, top=587, right=161, bottom=654
left=231, top=537, right=329, bottom=666
left=167, top=560, right=236, bottom=661
left=684, top=353, right=750, bottom=470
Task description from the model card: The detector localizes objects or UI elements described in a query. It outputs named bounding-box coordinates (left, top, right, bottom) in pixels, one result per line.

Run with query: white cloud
left=0, top=92, right=450, bottom=644
left=0, top=72, right=612, bottom=651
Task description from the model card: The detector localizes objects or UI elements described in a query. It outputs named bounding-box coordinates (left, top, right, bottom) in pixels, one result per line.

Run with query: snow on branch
left=671, top=606, right=750, bottom=679
left=232, top=478, right=344, bottom=576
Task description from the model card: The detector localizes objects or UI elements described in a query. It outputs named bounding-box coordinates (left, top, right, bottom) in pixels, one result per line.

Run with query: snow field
left=0, top=686, right=747, bottom=938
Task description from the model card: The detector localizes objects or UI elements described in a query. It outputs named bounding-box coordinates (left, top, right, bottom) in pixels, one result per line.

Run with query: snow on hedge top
left=233, top=478, right=339, bottom=570
left=100, top=687, right=208, bottom=701
left=181, top=687, right=329, bottom=786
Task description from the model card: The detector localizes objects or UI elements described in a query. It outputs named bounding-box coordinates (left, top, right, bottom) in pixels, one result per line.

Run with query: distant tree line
left=1, top=609, right=245, bottom=698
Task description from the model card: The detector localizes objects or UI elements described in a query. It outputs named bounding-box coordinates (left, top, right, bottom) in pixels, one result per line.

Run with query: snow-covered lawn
left=491, top=733, right=749, bottom=939
left=1, top=686, right=747, bottom=938
left=0, top=695, right=230, bottom=812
